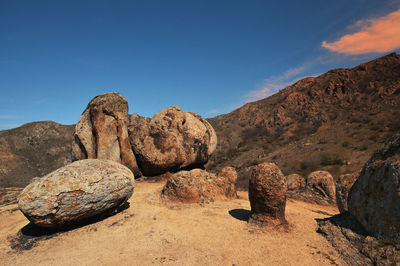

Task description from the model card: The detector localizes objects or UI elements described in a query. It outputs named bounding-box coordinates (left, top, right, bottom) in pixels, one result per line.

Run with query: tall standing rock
left=348, top=136, right=400, bottom=245
left=128, top=106, right=217, bottom=176
left=71, top=93, right=141, bottom=176
left=248, top=162, right=287, bottom=226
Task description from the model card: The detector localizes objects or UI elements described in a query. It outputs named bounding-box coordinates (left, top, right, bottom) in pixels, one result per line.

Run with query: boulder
left=286, top=173, right=305, bottom=191
left=336, top=171, right=360, bottom=213
left=217, top=166, right=238, bottom=198
left=348, top=136, right=400, bottom=244
left=306, top=171, right=336, bottom=201
left=18, top=159, right=134, bottom=228
left=71, top=93, right=141, bottom=176
left=128, top=106, right=217, bottom=176
left=161, top=168, right=236, bottom=203
left=248, top=163, right=287, bottom=226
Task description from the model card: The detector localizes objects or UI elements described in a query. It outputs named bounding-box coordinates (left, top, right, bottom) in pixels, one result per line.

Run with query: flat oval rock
left=18, top=159, right=134, bottom=228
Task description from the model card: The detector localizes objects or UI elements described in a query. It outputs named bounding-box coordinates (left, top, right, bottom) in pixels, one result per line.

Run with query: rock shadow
left=10, top=202, right=130, bottom=252
left=229, top=209, right=252, bottom=222
left=315, top=212, right=369, bottom=237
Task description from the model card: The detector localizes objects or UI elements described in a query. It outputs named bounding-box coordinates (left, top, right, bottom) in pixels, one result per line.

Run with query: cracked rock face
left=128, top=106, right=217, bottom=176
left=18, top=159, right=134, bottom=228
left=306, top=171, right=336, bottom=201
left=71, top=92, right=141, bottom=177
left=336, top=171, right=360, bottom=213
left=348, top=136, right=400, bottom=245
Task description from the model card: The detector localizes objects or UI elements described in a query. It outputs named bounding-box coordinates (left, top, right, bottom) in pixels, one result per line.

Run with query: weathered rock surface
left=71, top=93, right=141, bottom=176
left=248, top=163, right=287, bottom=226
left=216, top=166, right=238, bottom=198
left=128, top=106, right=217, bottom=176
left=336, top=171, right=360, bottom=213
left=161, top=168, right=236, bottom=203
left=317, top=213, right=400, bottom=265
left=18, top=159, right=134, bottom=228
left=348, top=136, right=400, bottom=245
left=306, top=171, right=336, bottom=202
left=286, top=173, right=305, bottom=191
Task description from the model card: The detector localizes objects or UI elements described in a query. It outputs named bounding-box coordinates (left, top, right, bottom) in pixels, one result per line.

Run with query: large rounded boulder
left=306, top=171, right=336, bottom=202
left=348, top=136, right=400, bottom=245
left=18, top=159, right=134, bottom=228
left=71, top=93, right=141, bottom=176
left=128, top=106, right=217, bottom=176
left=161, top=168, right=236, bottom=203
left=248, top=162, right=287, bottom=226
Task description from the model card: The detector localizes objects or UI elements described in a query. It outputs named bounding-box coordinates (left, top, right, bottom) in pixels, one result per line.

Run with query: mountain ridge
left=1, top=53, right=400, bottom=189
left=206, top=52, right=400, bottom=188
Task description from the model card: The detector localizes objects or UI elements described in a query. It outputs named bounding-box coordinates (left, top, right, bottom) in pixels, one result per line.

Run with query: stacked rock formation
left=348, top=135, right=400, bottom=245
left=248, top=162, right=287, bottom=226
left=18, top=159, right=134, bottom=228
left=161, top=167, right=237, bottom=203
left=128, top=106, right=217, bottom=176
left=72, top=94, right=217, bottom=178
left=71, top=93, right=141, bottom=176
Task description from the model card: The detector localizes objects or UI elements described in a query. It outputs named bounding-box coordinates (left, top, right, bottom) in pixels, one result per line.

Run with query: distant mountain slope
left=0, top=122, right=74, bottom=188
left=206, top=52, right=400, bottom=188
left=1, top=53, right=399, bottom=189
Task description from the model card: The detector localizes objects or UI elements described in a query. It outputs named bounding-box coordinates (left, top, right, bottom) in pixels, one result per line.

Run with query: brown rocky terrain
left=206, top=52, right=400, bottom=188
left=0, top=121, right=74, bottom=188
left=0, top=180, right=346, bottom=265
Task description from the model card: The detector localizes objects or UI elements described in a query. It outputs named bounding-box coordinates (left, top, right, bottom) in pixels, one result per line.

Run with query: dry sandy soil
left=0, top=180, right=346, bottom=265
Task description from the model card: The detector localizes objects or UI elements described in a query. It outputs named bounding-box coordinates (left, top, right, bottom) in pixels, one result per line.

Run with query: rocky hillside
left=206, top=52, right=400, bottom=188
left=1, top=53, right=399, bottom=190
left=0, top=122, right=74, bottom=188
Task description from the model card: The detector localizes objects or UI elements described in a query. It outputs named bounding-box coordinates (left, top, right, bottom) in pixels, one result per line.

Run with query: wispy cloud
left=244, top=64, right=310, bottom=102
left=0, top=115, right=17, bottom=119
left=322, top=9, right=400, bottom=54
left=207, top=109, right=219, bottom=115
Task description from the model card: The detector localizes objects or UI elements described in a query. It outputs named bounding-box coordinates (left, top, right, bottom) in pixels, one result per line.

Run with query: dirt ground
left=0, top=180, right=346, bottom=265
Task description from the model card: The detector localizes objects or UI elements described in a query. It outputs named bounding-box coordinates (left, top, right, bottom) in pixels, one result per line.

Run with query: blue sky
left=1, top=0, right=400, bottom=130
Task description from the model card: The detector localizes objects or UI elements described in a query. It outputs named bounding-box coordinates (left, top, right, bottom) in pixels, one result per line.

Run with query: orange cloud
left=322, top=9, right=400, bottom=54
